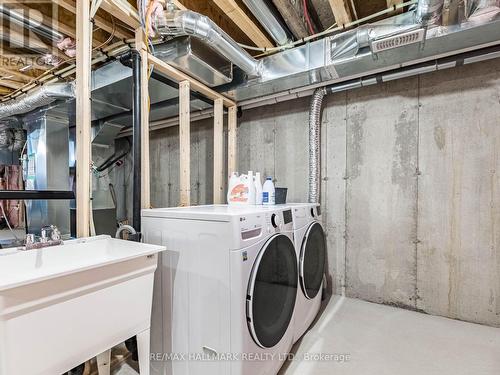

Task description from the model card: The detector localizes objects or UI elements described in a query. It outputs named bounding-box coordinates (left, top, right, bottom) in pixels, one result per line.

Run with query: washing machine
left=288, top=203, right=326, bottom=342
left=142, top=205, right=298, bottom=375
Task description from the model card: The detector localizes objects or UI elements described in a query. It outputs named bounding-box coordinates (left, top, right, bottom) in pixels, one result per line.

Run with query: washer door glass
left=300, top=222, right=326, bottom=299
left=247, top=234, right=298, bottom=348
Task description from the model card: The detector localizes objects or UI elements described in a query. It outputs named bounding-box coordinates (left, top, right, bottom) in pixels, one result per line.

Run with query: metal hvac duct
left=241, top=0, right=291, bottom=46
left=0, top=83, right=75, bottom=120
left=0, top=4, right=64, bottom=42
left=154, top=10, right=262, bottom=77
left=416, top=0, right=445, bottom=24
left=308, top=88, right=325, bottom=204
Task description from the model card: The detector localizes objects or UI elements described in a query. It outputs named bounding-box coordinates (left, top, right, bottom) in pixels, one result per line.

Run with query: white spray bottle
left=254, top=172, right=263, bottom=205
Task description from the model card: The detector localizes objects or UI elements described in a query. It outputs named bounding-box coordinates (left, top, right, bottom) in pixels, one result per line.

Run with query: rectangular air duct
left=371, top=29, right=426, bottom=53
left=153, top=36, right=233, bottom=87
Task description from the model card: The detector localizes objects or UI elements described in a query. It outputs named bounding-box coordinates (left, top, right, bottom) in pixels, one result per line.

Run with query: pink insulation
left=0, top=165, right=24, bottom=229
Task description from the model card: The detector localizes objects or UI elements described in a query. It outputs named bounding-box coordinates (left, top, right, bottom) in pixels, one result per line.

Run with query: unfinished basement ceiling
left=0, top=0, right=421, bottom=102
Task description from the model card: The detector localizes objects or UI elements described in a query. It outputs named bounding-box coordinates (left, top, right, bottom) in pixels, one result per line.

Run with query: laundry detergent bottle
left=227, top=172, right=239, bottom=204
left=228, top=172, right=255, bottom=205
left=262, top=177, right=275, bottom=205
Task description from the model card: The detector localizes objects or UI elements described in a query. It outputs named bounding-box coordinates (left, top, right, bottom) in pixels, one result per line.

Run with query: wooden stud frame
left=213, top=98, right=224, bottom=204
left=228, top=105, right=237, bottom=176
left=179, top=81, right=191, bottom=206
left=148, top=55, right=237, bottom=206
left=135, top=28, right=151, bottom=210
left=76, top=0, right=92, bottom=237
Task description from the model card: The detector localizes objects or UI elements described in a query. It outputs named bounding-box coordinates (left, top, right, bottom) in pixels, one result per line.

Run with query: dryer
left=289, top=203, right=327, bottom=342
left=142, top=205, right=298, bottom=375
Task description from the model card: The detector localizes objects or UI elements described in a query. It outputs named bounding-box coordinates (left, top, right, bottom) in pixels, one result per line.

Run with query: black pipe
left=131, top=50, right=142, bottom=236
left=96, top=138, right=131, bottom=172
left=0, top=190, right=75, bottom=200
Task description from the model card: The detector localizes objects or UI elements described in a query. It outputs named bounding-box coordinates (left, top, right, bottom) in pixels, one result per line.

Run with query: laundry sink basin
left=0, top=235, right=165, bottom=375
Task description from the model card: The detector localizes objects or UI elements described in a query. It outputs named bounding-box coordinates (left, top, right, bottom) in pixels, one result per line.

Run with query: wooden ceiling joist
left=0, top=79, right=23, bottom=90
left=52, top=0, right=132, bottom=40
left=212, top=0, right=274, bottom=48
left=101, top=0, right=141, bottom=29
left=148, top=54, right=236, bottom=107
left=0, top=66, right=33, bottom=83
left=12, top=2, right=103, bottom=48
left=328, top=0, right=353, bottom=26
left=271, top=0, right=311, bottom=39
left=387, top=0, right=404, bottom=14
left=171, top=1, right=187, bottom=10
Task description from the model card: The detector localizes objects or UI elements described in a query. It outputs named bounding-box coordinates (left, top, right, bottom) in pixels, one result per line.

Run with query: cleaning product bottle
left=254, top=172, right=263, bottom=205
left=227, top=172, right=239, bottom=204
left=247, top=171, right=256, bottom=205
left=262, top=177, right=275, bottom=205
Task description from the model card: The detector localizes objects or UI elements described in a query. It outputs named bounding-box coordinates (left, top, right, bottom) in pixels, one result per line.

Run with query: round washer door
left=300, top=222, right=326, bottom=299
left=247, top=234, right=298, bottom=348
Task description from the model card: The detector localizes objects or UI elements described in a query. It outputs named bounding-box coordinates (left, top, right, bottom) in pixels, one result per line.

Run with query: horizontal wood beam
left=387, top=0, right=404, bottom=14
left=0, top=80, right=23, bottom=90
left=212, top=0, right=274, bottom=48
left=328, top=0, right=353, bottom=26
left=148, top=54, right=236, bottom=107
left=14, top=2, right=103, bottom=48
left=52, top=0, right=132, bottom=40
left=101, top=0, right=140, bottom=29
left=172, top=0, right=187, bottom=10
left=271, top=0, right=309, bottom=39
left=0, top=66, right=33, bottom=82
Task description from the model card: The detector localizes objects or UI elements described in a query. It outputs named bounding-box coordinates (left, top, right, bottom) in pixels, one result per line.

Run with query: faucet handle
left=24, top=233, right=36, bottom=250
left=25, top=233, right=35, bottom=245
left=51, top=226, right=61, bottom=241
left=40, top=226, right=50, bottom=243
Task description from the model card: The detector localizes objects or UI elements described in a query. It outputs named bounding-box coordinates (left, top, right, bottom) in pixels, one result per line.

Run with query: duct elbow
left=416, top=0, right=445, bottom=24
left=154, top=9, right=262, bottom=77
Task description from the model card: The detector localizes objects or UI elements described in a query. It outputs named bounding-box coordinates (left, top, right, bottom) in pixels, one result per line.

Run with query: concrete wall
left=137, top=59, right=500, bottom=327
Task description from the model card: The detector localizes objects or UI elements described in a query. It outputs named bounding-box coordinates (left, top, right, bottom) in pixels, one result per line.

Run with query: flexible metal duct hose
left=416, top=0, right=445, bottom=24
left=0, top=83, right=75, bottom=120
left=308, top=88, right=326, bottom=204
left=154, top=10, right=262, bottom=77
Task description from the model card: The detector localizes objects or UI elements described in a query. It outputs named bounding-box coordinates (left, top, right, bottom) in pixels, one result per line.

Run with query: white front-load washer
left=288, top=203, right=327, bottom=342
left=142, top=205, right=298, bottom=375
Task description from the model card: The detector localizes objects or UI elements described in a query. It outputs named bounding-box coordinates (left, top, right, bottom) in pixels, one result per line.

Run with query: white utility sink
left=0, top=235, right=165, bottom=375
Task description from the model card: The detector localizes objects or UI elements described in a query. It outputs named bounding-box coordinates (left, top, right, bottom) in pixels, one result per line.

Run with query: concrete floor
left=280, top=296, right=500, bottom=375
left=110, top=296, right=500, bottom=375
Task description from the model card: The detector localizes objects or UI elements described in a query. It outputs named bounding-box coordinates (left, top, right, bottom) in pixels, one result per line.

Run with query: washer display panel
left=300, top=222, right=326, bottom=299
left=247, top=234, right=298, bottom=348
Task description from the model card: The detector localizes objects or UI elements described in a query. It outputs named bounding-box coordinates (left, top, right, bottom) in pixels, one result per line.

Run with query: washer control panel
left=240, top=214, right=263, bottom=240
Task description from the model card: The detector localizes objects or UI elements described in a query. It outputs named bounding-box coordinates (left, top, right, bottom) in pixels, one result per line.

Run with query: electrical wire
left=1, top=11, right=118, bottom=102
left=302, top=0, right=315, bottom=35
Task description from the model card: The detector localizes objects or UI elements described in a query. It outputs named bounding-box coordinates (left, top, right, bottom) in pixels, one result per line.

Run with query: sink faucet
left=24, top=225, right=63, bottom=250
